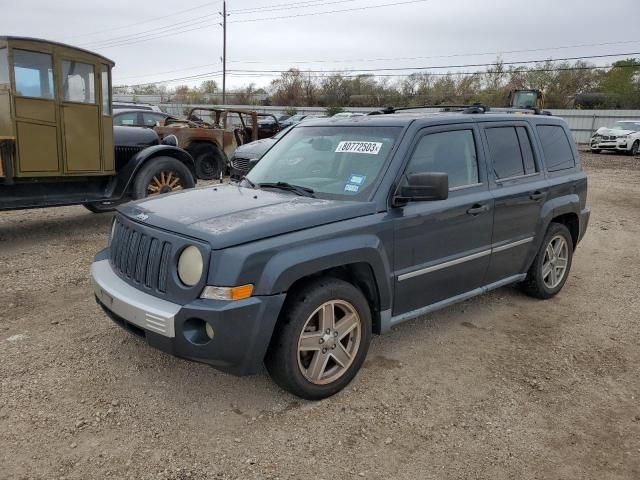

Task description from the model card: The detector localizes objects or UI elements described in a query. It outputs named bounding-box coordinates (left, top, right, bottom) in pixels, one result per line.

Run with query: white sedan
left=591, top=120, right=640, bottom=155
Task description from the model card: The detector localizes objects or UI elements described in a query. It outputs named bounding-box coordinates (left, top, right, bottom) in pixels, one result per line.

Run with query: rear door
left=393, top=124, right=494, bottom=316
left=481, top=122, right=549, bottom=284
left=60, top=59, right=101, bottom=173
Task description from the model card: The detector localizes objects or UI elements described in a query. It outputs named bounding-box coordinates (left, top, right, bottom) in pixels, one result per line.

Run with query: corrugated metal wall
left=154, top=102, right=640, bottom=144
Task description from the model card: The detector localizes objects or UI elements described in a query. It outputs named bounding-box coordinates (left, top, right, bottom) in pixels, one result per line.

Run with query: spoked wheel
left=147, top=170, right=184, bottom=197
left=521, top=222, right=574, bottom=299
left=541, top=235, right=569, bottom=289
left=266, top=278, right=372, bottom=400
left=132, top=157, right=195, bottom=200
left=297, top=300, right=362, bottom=385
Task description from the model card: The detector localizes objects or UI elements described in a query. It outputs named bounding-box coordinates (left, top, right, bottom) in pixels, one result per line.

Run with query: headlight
left=178, top=246, right=204, bottom=286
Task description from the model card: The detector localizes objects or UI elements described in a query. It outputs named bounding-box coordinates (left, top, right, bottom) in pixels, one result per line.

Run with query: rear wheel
left=521, top=223, right=573, bottom=299
left=265, top=278, right=372, bottom=400
left=190, top=143, right=224, bottom=180
left=132, top=157, right=195, bottom=200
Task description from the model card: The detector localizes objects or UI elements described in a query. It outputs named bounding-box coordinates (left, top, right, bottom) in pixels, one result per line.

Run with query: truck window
left=485, top=126, right=529, bottom=179
left=62, top=60, right=95, bottom=104
left=537, top=125, right=575, bottom=172
left=407, top=130, right=479, bottom=189
left=0, top=49, right=8, bottom=87
left=101, top=64, right=111, bottom=115
left=12, top=49, right=55, bottom=99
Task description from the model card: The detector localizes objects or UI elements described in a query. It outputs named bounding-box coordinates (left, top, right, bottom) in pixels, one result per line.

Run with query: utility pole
left=220, top=1, right=228, bottom=105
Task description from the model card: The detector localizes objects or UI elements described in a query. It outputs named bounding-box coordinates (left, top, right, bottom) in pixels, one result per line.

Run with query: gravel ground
left=1, top=152, right=639, bottom=480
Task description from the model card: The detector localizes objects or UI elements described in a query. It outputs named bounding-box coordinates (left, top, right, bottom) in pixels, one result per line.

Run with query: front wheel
left=628, top=140, right=639, bottom=156
left=265, top=278, right=372, bottom=400
left=521, top=223, right=574, bottom=299
left=132, top=157, right=195, bottom=200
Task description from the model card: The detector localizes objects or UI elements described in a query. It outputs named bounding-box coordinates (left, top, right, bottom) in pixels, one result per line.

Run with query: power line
left=62, top=1, right=221, bottom=41
left=229, top=0, right=357, bottom=15
left=222, top=52, right=640, bottom=74
left=228, top=0, right=431, bottom=23
left=120, top=61, right=639, bottom=87
left=115, top=39, right=640, bottom=81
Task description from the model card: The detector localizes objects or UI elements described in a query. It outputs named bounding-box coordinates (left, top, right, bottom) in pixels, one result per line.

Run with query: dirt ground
left=0, top=151, right=639, bottom=480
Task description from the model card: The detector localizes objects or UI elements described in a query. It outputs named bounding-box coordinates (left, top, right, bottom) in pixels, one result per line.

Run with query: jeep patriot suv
left=91, top=108, right=590, bottom=399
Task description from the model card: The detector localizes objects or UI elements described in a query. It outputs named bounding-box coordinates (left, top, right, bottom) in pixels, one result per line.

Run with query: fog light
left=205, top=322, right=215, bottom=340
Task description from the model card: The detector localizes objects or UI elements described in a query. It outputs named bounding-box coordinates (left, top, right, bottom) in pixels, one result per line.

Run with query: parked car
left=153, top=108, right=278, bottom=180
left=0, top=37, right=196, bottom=212
left=278, top=114, right=325, bottom=128
left=112, top=101, right=163, bottom=112
left=91, top=107, right=589, bottom=399
left=256, top=116, right=281, bottom=139
left=228, top=126, right=293, bottom=180
left=590, top=120, right=640, bottom=155
left=113, top=109, right=177, bottom=128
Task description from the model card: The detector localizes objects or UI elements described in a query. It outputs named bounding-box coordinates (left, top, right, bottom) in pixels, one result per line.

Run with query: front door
left=11, top=48, right=60, bottom=175
left=59, top=59, right=101, bottom=173
left=393, top=124, right=493, bottom=317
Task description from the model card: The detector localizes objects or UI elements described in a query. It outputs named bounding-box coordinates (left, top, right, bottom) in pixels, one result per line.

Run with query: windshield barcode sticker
left=335, top=141, right=383, bottom=155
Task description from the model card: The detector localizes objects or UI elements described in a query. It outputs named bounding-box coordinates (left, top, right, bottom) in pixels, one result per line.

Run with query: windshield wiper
left=258, top=182, right=315, bottom=197
left=240, top=176, right=257, bottom=189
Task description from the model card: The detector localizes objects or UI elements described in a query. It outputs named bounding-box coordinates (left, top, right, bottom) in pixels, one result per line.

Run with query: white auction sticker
left=335, top=141, right=383, bottom=155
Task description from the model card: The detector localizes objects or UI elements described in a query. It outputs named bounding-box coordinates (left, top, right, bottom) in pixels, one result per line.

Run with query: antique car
left=0, top=37, right=196, bottom=212
left=154, top=108, right=278, bottom=180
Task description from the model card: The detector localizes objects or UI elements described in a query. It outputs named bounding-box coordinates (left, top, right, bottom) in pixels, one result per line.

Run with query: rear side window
left=114, top=112, right=139, bottom=126
left=537, top=125, right=575, bottom=172
left=486, top=126, right=539, bottom=179
left=62, top=60, right=95, bottom=104
left=407, top=130, right=479, bottom=189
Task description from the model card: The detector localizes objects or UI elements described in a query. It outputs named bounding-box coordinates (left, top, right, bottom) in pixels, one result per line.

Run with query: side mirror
left=394, top=172, right=448, bottom=206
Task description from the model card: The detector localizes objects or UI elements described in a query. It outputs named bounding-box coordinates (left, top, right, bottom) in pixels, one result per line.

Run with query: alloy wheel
left=297, top=300, right=361, bottom=385
left=542, top=234, right=569, bottom=289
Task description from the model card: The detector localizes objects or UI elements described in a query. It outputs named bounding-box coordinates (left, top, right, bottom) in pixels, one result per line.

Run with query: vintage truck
left=0, top=37, right=196, bottom=212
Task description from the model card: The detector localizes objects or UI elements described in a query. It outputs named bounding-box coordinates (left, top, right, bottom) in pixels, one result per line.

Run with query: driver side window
left=406, top=129, right=479, bottom=189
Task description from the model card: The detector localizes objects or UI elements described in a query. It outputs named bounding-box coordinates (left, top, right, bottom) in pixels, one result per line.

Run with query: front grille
left=602, top=135, right=617, bottom=141
left=231, top=157, right=251, bottom=173
left=110, top=218, right=172, bottom=293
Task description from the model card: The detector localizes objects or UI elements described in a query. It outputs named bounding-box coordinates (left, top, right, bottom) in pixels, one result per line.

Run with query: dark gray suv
left=91, top=109, right=590, bottom=399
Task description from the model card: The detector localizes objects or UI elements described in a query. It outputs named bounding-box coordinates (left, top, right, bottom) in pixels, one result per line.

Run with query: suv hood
left=119, top=185, right=376, bottom=249
left=233, top=138, right=276, bottom=158
left=595, top=127, right=635, bottom=136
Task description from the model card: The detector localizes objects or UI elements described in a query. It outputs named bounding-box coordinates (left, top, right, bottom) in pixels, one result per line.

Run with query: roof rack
left=367, top=104, right=551, bottom=116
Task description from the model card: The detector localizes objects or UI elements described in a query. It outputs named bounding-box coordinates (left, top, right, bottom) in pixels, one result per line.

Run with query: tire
left=83, top=202, right=117, bottom=213
left=628, top=141, right=639, bottom=156
left=265, top=278, right=372, bottom=400
left=190, top=143, right=224, bottom=180
left=521, top=223, right=574, bottom=299
left=132, top=156, right=195, bottom=200
left=590, top=149, right=601, bottom=154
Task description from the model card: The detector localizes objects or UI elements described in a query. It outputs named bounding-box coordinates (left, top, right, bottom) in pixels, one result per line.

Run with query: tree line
left=115, top=58, right=640, bottom=110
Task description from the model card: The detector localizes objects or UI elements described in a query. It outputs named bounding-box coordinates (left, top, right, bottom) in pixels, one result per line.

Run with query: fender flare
left=255, top=234, right=393, bottom=313
left=114, top=145, right=196, bottom=198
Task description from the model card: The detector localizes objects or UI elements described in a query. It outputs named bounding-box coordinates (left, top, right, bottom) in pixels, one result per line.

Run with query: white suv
left=591, top=120, right=640, bottom=155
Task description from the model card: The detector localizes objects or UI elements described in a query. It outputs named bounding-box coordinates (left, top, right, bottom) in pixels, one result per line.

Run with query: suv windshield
left=247, top=125, right=402, bottom=200
left=613, top=121, right=640, bottom=131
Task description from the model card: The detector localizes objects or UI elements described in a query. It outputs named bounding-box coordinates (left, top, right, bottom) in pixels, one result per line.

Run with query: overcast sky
left=3, top=0, right=640, bottom=90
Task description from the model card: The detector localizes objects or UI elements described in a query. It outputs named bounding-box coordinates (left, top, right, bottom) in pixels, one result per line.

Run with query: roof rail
left=367, top=104, right=551, bottom=116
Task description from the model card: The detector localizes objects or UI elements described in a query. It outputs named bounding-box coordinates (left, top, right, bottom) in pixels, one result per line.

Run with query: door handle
left=466, top=204, right=490, bottom=215
left=529, top=191, right=545, bottom=201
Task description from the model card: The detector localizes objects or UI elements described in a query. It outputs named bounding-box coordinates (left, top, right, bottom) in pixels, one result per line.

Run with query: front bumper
left=91, top=256, right=286, bottom=376
left=590, top=140, right=629, bottom=151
